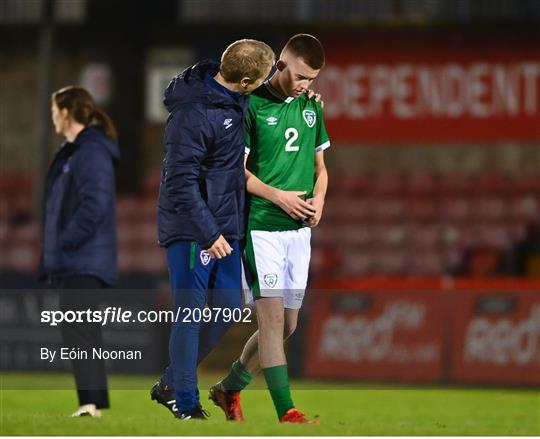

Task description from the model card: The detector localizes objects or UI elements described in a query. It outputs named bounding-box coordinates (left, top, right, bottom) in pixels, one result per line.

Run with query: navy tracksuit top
left=157, top=60, right=249, bottom=249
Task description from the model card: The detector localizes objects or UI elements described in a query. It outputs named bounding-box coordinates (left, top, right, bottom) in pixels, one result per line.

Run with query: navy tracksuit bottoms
left=161, top=240, right=242, bottom=412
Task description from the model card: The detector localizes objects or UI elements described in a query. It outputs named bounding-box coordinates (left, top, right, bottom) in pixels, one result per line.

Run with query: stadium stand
left=1, top=171, right=538, bottom=278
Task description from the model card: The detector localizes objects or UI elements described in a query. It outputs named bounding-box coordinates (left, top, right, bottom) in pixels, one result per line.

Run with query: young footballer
left=209, top=34, right=329, bottom=424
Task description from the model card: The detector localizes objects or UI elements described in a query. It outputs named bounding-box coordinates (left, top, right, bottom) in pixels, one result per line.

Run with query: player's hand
left=206, top=235, right=233, bottom=259
left=275, top=190, right=317, bottom=221
left=306, top=89, right=324, bottom=109
left=305, top=197, right=324, bottom=227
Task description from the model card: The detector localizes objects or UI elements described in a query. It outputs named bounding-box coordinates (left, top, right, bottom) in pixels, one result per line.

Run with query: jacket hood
left=75, top=126, right=120, bottom=162
left=163, top=60, right=243, bottom=112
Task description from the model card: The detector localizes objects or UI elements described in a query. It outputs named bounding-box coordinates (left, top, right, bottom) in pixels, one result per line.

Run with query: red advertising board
left=305, top=289, right=447, bottom=382
left=450, top=290, right=540, bottom=386
left=314, top=32, right=540, bottom=142
left=306, top=278, right=540, bottom=386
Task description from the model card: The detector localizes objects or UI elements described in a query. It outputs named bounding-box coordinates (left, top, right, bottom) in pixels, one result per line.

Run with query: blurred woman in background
left=40, top=86, right=119, bottom=417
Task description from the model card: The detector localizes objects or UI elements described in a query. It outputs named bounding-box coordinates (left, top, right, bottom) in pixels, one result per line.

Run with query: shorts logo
left=302, top=110, right=316, bottom=128
left=200, top=250, right=211, bottom=266
left=263, top=273, right=278, bottom=288
left=266, top=116, right=278, bottom=125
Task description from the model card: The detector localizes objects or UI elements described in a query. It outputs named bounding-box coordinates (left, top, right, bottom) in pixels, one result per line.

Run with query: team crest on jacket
left=302, top=110, right=316, bottom=128
left=263, top=273, right=278, bottom=288
left=200, top=250, right=211, bottom=266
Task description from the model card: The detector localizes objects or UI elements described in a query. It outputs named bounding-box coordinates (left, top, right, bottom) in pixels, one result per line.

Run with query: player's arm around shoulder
left=306, top=89, right=324, bottom=109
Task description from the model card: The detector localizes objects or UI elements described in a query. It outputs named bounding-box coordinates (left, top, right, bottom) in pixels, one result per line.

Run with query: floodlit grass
left=1, top=372, right=538, bottom=435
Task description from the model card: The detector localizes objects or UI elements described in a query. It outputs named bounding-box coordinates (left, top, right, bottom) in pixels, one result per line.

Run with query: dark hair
left=220, top=39, right=275, bottom=84
left=52, top=86, right=117, bottom=140
left=283, top=34, right=325, bottom=70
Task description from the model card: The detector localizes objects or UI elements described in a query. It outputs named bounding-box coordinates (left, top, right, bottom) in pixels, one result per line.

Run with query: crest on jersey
left=263, top=273, right=278, bottom=288
left=200, top=250, right=212, bottom=266
left=302, top=110, right=316, bottom=128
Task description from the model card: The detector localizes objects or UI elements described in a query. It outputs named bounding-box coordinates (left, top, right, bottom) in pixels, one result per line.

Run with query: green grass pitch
left=1, top=372, right=538, bottom=435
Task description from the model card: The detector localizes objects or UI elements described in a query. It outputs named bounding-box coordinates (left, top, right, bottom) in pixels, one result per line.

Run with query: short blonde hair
left=220, top=39, right=275, bottom=84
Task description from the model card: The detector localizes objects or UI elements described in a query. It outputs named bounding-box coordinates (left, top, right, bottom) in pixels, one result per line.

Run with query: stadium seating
left=0, top=171, right=538, bottom=277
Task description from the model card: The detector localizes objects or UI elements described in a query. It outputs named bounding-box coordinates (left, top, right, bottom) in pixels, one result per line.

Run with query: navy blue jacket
left=158, top=60, right=249, bottom=248
left=40, top=127, right=119, bottom=285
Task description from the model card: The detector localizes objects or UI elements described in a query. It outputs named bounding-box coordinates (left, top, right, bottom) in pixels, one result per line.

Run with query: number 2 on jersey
left=284, top=128, right=299, bottom=152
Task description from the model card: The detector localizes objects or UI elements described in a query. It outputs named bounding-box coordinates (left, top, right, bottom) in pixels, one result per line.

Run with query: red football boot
left=208, top=384, right=245, bottom=421
left=280, top=408, right=320, bottom=424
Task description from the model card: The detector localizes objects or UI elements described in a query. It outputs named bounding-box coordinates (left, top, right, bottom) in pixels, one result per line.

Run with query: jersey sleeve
left=244, top=101, right=257, bottom=155
left=315, top=102, right=330, bottom=152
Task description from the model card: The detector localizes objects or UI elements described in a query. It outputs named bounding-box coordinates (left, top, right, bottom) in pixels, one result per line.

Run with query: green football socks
left=221, top=359, right=254, bottom=392
left=262, top=364, right=294, bottom=418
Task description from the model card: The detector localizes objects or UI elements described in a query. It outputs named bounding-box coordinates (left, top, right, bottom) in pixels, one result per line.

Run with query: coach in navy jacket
left=157, top=60, right=249, bottom=249
left=40, top=126, right=119, bottom=286
left=152, top=40, right=275, bottom=419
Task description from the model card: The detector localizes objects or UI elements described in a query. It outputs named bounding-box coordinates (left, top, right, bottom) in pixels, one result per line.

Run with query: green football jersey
left=246, top=81, right=330, bottom=232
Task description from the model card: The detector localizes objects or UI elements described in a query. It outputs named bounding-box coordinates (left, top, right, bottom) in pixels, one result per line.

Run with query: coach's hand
left=207, top=235, right=233, bottom=259
left=305, top=197, right=324, bottom=227
left=274, top=190, right=317, bottom=221
left=306, top=89, right=324, bottom=109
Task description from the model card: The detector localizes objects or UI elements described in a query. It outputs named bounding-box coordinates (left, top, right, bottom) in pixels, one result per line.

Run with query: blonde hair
left=220, top=39, right=275, bottom=84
